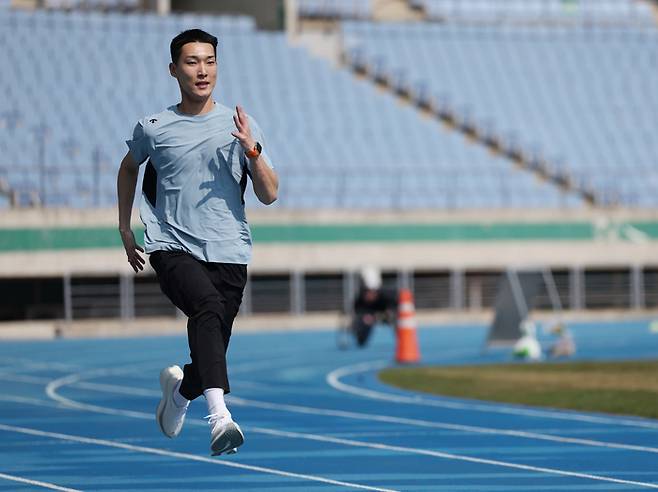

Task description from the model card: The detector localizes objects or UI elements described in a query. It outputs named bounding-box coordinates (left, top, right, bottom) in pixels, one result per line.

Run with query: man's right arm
left=117, top=151, right=145, bottom=273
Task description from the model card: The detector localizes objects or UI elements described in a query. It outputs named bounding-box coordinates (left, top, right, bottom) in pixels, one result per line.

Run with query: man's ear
left=169, top=62, right=177, bottom=78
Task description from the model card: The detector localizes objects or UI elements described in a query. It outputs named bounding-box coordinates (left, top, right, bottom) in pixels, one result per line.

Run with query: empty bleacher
left=342, top=21, right=658, bottom=206
left=298, top=0, right=372, bottom=20
left=42, top=0, right=141, bottom=11
left=410, top=0, right=656, bottom=24
left=0, top=7, right=585, bottom=209
left=296, top=0, right=657, bottom=25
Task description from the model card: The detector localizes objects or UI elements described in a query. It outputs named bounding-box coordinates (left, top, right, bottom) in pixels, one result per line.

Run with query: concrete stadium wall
left=1, top=207, right=658, bottom=278
left=170, top=0, right=283, bottom=30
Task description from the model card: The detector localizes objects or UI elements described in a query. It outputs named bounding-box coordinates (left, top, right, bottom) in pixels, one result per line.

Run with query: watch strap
left=245, top=142, right=262, bottom=159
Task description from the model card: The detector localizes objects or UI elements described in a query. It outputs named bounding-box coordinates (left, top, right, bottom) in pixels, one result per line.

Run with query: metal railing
left=39, top=265, right=656, bottom=323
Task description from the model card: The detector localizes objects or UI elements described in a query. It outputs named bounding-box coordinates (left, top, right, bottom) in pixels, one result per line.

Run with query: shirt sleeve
left=245, top=116, right=275, bottom=173
left=125, top=121, right=150, bottom=165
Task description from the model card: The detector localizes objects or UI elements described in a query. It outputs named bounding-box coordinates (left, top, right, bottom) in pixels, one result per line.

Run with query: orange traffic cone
left=395, top=288, right=421, bottom=364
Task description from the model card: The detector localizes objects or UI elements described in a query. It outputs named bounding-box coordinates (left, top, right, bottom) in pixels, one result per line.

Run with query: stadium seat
left=0, top=7, right=589, bottom=209
left=341, top=21, right=658, bottom=207
left=415, top=0, right=655, bottom=25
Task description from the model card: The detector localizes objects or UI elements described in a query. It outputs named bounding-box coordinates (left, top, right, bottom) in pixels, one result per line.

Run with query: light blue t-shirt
left=125, top=102, right=273, bottom=264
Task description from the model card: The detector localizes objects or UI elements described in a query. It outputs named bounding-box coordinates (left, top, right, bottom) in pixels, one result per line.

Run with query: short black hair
left=170, top=29, right=218, bottom=64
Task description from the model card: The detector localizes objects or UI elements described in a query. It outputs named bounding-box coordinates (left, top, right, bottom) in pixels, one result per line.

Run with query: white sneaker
left=156, top=365, right=188, bottom=438
left=207, top=414, right=244, bottom=456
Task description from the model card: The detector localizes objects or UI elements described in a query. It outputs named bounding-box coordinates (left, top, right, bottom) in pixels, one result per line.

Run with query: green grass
left=379, top=360, right=658, bottom=419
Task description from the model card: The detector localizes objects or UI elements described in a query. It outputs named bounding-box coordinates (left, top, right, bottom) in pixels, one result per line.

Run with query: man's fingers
left=129, top=257, right=144, bottom=273
left=235, top=106, right=249, bottom=130
left=232, top=129, right=247, bottom=141
left=134, top=255, right=144, bottom=267
left=233, top=106, right=253, bottom=149
left=120, top=229, right=145, bottom=273
left=233, top=114, right=242, bottom=131
left=124, top=246, right=144, bottom=262
left=128, top=257, right=140, bottom=273
left=126, top=249, right=145, bottom=274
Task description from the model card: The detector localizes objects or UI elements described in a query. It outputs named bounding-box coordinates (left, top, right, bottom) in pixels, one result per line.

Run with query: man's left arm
left=232, top=105, right=279, bottom=205
left=248, top=152, right=279, bottom=205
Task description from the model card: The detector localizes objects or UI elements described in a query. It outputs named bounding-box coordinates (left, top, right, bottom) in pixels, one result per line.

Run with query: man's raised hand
left=231, top=105, right=256, bottom=152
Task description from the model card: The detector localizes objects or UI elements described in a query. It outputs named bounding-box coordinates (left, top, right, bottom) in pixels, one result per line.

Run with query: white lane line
left=326, top=360, right=658, bottom=430
left=248, top=427, right=658, bottom=490
left=231, top=397, right=658, bottom=455
left=0, top=373, right=53, bottom=384
left=46, top=373, right=170, bottom=420
left=44, top=372, right=399, bottom=491
left=0, top=357, right=82, bottom=371
left=0, top=372, right=160, bottom=397
left=13, top=393, right=658, bottom=491
left=0, top=395, right=68, bottom=408
left=0, top=471, right=81, bottom=492
left=41, top=370, right=658, bottom=455
left=43, top=371, right=658, bottom=488
left=0, top=423, right=398, bottom=492
left=3, top=363, right=656, bottom=457
left=75, top=381, right=157, bottom=397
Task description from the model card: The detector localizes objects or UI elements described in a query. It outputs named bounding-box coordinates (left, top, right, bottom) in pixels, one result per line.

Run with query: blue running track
left=0, top=319, right=657, bottom=491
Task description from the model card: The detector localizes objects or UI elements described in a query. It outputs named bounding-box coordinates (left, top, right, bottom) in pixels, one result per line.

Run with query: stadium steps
left=339, top=38, right=599, bottom=206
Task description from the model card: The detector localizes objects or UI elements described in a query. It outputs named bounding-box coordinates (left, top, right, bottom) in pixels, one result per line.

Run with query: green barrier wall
left=1, top=221, right=656, bottom=252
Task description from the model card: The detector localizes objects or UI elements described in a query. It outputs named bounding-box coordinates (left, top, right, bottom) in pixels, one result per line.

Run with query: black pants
left=149, top=250, right=247, bottom=401
left=351, top=316, right=375, bottom=347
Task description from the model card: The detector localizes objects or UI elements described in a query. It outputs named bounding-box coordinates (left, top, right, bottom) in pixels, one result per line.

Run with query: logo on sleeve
left=149, top=118, right=158, bottom=124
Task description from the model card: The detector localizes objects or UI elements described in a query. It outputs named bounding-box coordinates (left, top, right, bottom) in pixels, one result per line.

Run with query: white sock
left=203, top=387, right=230, bottom=418
left=172, top=380, right=189, bottom=409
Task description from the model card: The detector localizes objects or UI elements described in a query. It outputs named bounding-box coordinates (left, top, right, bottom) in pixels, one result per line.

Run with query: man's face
left=170, top=42, right=217, bottom=102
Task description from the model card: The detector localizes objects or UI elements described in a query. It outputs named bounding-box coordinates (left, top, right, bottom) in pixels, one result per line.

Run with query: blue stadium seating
left=410, top=0, right=655, bottom=24
left=0, top=8, right=584, bottom=209
left=43, top=0, right=140, bottom=10
left=298, top=0, right=372, bottom=19
left=342, top=21, right=658, bottom=207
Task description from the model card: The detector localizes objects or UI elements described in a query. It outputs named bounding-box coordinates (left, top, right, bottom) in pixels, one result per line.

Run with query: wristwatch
left=245, top=142, right=262, bottom=159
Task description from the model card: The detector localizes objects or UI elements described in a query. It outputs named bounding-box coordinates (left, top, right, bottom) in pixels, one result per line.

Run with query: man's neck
left=177, top=97, right=215, bottom=116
